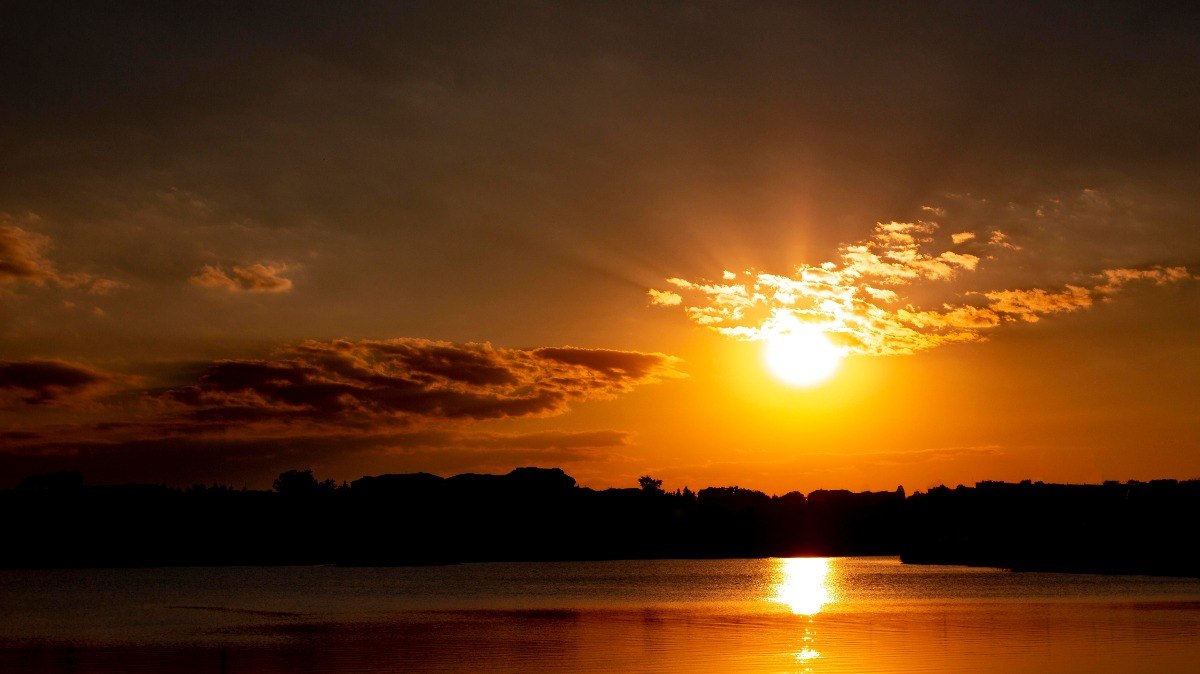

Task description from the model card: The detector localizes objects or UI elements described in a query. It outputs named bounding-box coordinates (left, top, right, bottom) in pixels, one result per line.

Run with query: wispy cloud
left=987, top=230, right=1021, bottom=251
left=651, top=212, right=1195, bottom=355
left=1095, top=266, right=1192, bottom=293
left=189, top=261, right=294, bottom=293
left=981, top=286, right=1092, bottom=323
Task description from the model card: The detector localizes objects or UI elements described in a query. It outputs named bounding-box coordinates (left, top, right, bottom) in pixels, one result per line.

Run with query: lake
left=3, top=557, right=1200, bottom=672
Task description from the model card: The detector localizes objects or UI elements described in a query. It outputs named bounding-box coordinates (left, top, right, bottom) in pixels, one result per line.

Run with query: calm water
left=3, top=557, right=1200, bottom=673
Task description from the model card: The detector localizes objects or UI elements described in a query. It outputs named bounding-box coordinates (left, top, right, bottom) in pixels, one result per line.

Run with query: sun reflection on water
left=773, top=557, right=834, bottom=616
left=772, top=557, right=835, bottom=671
left=796, top=646, right=821, bottom=661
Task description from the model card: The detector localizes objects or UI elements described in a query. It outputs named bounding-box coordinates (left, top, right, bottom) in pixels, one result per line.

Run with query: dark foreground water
left=3, top=557, right=1200, bottom=673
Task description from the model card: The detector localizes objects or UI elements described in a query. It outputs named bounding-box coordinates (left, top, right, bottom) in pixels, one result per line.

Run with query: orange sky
left=1, top=3, right=1198, bottom=492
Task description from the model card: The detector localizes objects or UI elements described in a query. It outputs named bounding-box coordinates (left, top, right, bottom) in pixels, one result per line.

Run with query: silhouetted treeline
left=0, top=467, right=902, bottom=567
left=901, top=479, right=1200, bottom=576
left=4, top=469, right=1200, bottom=576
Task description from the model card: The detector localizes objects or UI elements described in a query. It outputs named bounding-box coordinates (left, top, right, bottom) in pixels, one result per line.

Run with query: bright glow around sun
left=763, top=323, right=844, bottom=387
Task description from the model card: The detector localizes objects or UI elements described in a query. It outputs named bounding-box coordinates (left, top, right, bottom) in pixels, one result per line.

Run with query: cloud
left=653, top=212, right=1194, bottom=356
left=189, top=262, right=293, bottom=293
left=837, top=221, right=980, bottom=283
left=83, top=278, right=127, bottom=295
left=161, top=339, right=681, bottom=428
left=0, top=339, right=677, bottom=460
left=0, top=360, right=112, bottom=407
left=982, top=286, right=1092, bottom=323
left=0, top=338, right=679, bottom=484
left=1095, top=266, right=1193, bottom=293
left=0, top=223, right=57, bottom=285
left=0, top=218, right=123, bottom=294
left=647, top=288, right=682, bottom=306
left=987, top=230, right=1021, bottom=250
left=980, top=266, right=1194, bottom=323
left=532, top=346, right=676, bottom=381
left=896, top=305, right=1001, bottom=330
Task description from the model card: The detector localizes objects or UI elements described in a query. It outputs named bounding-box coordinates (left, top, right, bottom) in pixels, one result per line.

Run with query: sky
left=1, top=1, right=1198, bottom=493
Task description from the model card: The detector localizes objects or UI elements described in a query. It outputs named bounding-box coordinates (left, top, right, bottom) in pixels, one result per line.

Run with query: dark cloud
left=161, top=338, right=682, bottom=427
left=0, top=360, right=111, bottom=406
left=532, top=347, right=675, bottom=380
left=344, top=340, right=517, bottom=386
left=0, top=338, right=677, bottom=485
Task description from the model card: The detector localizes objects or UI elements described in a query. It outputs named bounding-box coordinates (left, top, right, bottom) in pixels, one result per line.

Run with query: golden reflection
left=772, top=557, right=834, bottom=616
left=796, top=646, right=821, bottom=661
left=773, top=557, right=835, bottom=671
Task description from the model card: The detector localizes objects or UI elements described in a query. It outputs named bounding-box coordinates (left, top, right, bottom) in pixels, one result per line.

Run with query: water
left=3, top=557, right=1200, bottom=672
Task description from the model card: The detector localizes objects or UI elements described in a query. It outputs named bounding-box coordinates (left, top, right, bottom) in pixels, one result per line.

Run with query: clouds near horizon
left=0, top=338, right=681, bottom=485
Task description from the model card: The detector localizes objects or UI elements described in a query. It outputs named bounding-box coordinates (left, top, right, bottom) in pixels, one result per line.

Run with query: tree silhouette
left=272, top=468, right=336, bottom=496
left=638, top=475, right=664, bottom=493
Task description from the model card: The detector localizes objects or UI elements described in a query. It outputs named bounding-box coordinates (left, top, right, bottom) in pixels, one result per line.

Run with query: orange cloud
left=190, top=262, right=293, bottom=293
left=0, top=219, right=123, bottom=294
left=987, top=230, right=1021, bottom=250
left=647, top=288, right=682, bottom=306
left=653, top=218, right=1194, bottom=356
left=0, top=223, right=57, bottom=285
left=982, top=286, right=1092, bottom=322
left=1095, top=266, right=1193, bottom=293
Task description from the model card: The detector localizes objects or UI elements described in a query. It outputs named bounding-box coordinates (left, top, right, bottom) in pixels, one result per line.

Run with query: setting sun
left=763, top=325, right=843, bottom=387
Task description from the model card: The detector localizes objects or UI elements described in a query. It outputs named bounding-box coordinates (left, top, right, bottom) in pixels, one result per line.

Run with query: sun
left=763, top=324, right=843, bottom=387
